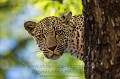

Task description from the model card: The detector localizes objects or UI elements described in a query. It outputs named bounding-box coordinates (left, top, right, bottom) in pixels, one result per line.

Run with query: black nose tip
left=48, top=45, right=57, bottom=51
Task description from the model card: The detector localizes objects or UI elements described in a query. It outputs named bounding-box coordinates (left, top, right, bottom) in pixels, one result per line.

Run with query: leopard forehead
left=33, top=16, right=69, bottom=35
left=35, top=14, right=84, bottom=33
left=39, top=16, right=60, bottom=27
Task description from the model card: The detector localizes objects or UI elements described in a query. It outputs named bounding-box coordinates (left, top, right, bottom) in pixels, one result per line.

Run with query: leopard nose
left=48, top=45, right=57, bottom=51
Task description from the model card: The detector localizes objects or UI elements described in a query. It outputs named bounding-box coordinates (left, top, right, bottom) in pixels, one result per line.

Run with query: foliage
left=0, top=0, right=84, bottom=79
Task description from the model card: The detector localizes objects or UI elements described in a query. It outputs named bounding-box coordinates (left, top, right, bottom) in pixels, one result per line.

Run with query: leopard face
left=24, top=12, right=84, bottom=60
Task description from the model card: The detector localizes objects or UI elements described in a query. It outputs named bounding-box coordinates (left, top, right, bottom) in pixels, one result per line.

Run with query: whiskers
left=29, top=50, right=44, bottom=58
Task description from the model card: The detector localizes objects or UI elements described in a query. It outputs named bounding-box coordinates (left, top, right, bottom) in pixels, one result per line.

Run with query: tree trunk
left=82, top=0, right=120, bottom=79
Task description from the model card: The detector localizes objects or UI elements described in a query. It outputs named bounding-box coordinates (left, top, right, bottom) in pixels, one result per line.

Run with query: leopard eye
left=40, top=34, right=45, bottom=38
left=55, top=30, right=64, bottom=35
left=36, top=34, right=45, bottom=39
left=54, top=25, right=62, bottom=30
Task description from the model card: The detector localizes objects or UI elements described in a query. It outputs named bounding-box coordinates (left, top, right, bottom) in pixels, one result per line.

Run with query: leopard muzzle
left=43, top=36, right=64, bottom=60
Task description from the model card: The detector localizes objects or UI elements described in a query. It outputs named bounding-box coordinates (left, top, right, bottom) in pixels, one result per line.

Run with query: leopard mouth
left=43, top=45, right=64, bottom=60
left=43, top=51, right=62, bottom=60
left=47, top=54, right=61, bottom=60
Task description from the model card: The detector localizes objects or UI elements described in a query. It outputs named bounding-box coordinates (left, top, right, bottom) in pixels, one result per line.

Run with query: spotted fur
left=24, top=12, right=84, bottom=60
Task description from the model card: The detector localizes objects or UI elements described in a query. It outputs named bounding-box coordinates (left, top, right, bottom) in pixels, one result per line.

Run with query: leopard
left=24, top=12, right=84, bottom=60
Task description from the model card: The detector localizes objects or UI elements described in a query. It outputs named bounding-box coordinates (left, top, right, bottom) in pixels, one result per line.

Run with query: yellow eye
left=55, top=30, right=64, bottom=35
left=36, top=34, right=45, bottom=39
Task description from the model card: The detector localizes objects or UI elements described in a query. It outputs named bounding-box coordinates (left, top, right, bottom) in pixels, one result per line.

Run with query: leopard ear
left=24, top=21, right=36, bottom=35
left=62, top=11, right=72, bottom=23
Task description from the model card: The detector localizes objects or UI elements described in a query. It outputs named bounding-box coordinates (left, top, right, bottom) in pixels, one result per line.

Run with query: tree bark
left=82, top=0, right=120, bottom=79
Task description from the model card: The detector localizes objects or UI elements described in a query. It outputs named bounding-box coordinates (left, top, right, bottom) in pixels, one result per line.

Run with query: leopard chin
left=43, top=45, right=64, bottom=60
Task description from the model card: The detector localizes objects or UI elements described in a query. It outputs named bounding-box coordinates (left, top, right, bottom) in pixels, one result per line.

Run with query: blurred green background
left=0, top=0, right=84, bottom=79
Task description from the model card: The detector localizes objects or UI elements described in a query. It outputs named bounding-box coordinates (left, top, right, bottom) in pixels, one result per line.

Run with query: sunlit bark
left=82, top=0, right=120, bottom=79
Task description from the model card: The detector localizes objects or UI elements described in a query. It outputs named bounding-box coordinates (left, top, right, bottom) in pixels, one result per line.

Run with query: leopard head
left=24, top=12, right=73, bottom=60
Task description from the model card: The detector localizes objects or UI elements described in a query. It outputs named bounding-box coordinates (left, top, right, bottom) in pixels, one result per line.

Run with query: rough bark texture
left=82, top=0, right=120, bottom=79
